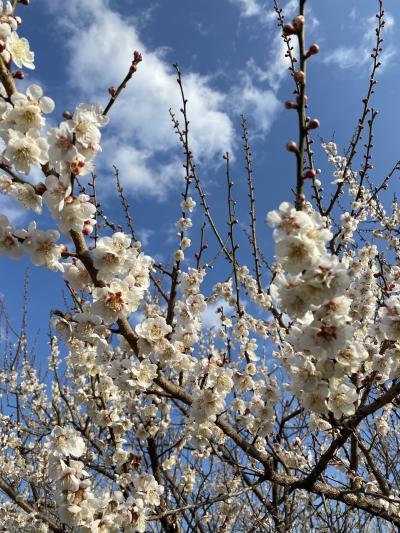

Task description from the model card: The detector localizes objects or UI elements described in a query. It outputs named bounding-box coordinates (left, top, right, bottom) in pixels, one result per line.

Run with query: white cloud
left=228, top=0, right=269, bottom=20
left=43, top=0, right=235, bottom=198
left=137, top=228, right=155, bottom=248
left=227, top=0, right=298, bottom=26
left=0, top=196, right=26, bottom=224
left=229, top=73, right=281, bottom=133
left=100, top=139, right=182, bottom=198
left=324, top=12, right=396, bottom=71
left=202, top=299, right=233, bottom=330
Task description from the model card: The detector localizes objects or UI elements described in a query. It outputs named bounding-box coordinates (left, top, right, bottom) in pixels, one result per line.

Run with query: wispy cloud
left=323, top=11, right=396, bottom=71
left=0, top=196, right=26, bottom=224
left=229, top=72, right=281, bottom=133
left=228, top=0, right=273, bottom=23
left=202, top=299, right=233, bottom=330
left=43, top=0, right=236, bottom=199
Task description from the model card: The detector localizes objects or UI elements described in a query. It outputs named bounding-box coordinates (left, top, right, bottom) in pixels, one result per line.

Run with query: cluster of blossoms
left=47, top=332, right=165, bottom=531
left=268, top=202, right=362, bottom=418
left=46, top=425, right=163, bottom=531
left=47, top=426, right=97, bottom=528
left=3, top=1, right=400, bottom=530
left=268, top=202, right=400, bottom=422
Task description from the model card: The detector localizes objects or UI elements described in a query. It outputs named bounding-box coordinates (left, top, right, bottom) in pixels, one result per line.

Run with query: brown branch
left=0, top=477, right=63, bottom=533
left=324, top=0, right=385, bottom=216
left=241, top=115, right=262, bottom=292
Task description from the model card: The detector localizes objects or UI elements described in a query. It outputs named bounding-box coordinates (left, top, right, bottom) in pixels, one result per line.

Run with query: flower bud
left=63, top=111, right=72, bottom=120
left=19, top=0, right=30, bottom=4
left=108, top=86, right=116, bottom=97
left=286, top=141, right=298, bottom=153
left=285, top=100, right=298, bottom=110
left=304, top=169, right=317, bottom=179
left=307, top=118, right=320, bottom=130
left=292, top=15, right=305, bottom=32
left=307, top=43, right=320, bottom=56
left=133, top=50, right=143, bottom=63
left=34, top=182, right=47, bottom=195
left=294, top=70, right=305, bottom=84
left=14, top=16, right=22, bottom=24
left=13, top=70, right=24, bottom=79
left=175, top=250, right=184, bottom=262
left=282, top=24, right=296, bottom=36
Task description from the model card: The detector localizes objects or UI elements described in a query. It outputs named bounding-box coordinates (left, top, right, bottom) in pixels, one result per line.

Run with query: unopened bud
left=304, top=169, right=317, bottom=179
left=14, top=16, right=22, bottom=24
left=63, top=110, right=72, bottom=119
left=285, top=100, right=298, bottom=110
left=307, top=118, right=320, bottom=130
left=34, top=182, right=47, bottom=195
left=108, top=86, right=116, bottom=97
left=133, top=50, right=143, bottom=63
left=282, top=24, right=296, bottom=36
left=129, top=64, right=137, bottom=75
left=294, top=70, right=305, bottom=84
left=286, top=141, right=298, bottom=153
left=175, top=249, right=184, bottom=262
left=292, top=15, right=305, bottom=32
left=13, top=70, right=24, bottom=79
left=19, top=0, right=30, bottom=4
left=307, top=43, right=320, bottom=57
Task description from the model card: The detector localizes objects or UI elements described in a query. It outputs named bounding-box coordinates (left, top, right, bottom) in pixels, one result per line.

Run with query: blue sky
left=1, top=0, right=400, bottom=350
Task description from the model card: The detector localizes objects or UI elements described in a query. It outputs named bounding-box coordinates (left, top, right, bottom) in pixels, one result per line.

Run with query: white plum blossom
left=42, top=174, right=72, bottom=218
left=49, top=425, right=86, bottom=457
left=1, top=180, right=42, bottom=213
left=47, top=122, right=78, bottom=165
left=3, top=128, right=48, bottom=174
left=0, top=213, right=23, bottom=259
left=20, top=221, right=64, bottom=271
left=63, top=259, right=92, bottom=291
left=328, top=379, right=358, bottom=418
left=58, top=194, right=96, bottom=235
left=136, top=316, right=172, bottom=344
left=92, top=279, right=142, bottom=323
left=6, top=31, right=35, bottom=69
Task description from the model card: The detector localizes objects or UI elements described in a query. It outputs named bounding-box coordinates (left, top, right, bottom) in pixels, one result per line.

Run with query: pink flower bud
left=19, top=0, right=30, bottom=5
left=304, top=169, right=317, bottom=179
left=282, top=24, right=296, bottom=36
left=34, top=182, right=47, bottom=195
left=285, top=100, right=298, bottom=110
left=13, top=70, right=24, bottom=79
left=129, top=64, right=137, bottom=75
left=307, top=118, right=320, bottom=130
left=292, top=15, right=305, bottom=32
left=294, top=70, right=305, bottom=84
left=108, top=86, right=116, bottom=97
left=307, top=43, right=320, bottom=56
left=63, top=110, right=72, bottom=119
left=133, top=50, right=143, bottom=63
left=286, top=141, right=298, bottom=153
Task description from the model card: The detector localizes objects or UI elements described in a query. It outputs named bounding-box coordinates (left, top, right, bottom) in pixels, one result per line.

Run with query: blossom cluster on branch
left=0, top=0, right=400, bottom=531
